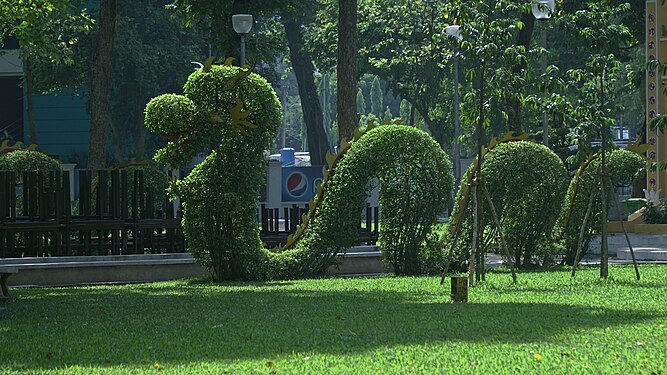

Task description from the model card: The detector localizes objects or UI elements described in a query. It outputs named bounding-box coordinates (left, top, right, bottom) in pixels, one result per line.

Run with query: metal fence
left=0, top=170, right=380, bottom=258
left=0, top=170, right=184, bottom=258
left=259, top=203, right=379, bottom=248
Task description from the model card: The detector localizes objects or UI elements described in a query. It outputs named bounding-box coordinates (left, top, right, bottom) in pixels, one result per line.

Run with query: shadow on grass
left=0, top=282, right=660, bottom=371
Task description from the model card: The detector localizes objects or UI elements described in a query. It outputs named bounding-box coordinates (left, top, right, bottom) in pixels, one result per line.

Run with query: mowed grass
left=1, top=266, right=666, bottom=374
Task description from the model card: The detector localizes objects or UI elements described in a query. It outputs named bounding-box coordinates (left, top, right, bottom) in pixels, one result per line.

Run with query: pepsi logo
left=286, top=171, right=308, bottom=198
left=313, top=178, right=324, bottom=194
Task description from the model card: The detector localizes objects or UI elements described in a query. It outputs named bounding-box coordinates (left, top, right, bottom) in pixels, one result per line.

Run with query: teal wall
left=24, top=90, right=89, bottom=161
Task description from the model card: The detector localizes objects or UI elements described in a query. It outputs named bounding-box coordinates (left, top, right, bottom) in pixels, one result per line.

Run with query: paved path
left=484, top=253, right=667, bottom=268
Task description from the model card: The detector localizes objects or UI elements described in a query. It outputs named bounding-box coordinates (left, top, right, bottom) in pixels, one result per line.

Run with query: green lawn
left=1, top=266, right=666, bottom=374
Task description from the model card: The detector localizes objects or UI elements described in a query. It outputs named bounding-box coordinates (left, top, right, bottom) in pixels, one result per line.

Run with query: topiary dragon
left=145, top=61, right=452, bottom=281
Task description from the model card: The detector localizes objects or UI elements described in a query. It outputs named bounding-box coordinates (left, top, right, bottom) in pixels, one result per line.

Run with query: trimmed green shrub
left=0, top=150, right=62, bottom=227
left=641, top=202, right=667, bottom=224
left=0, top=150, right=62, bottom=205
left=0, top=150, right=62, bottom=176
left=123, top=165, right=169, bottom=214
left=555, top=149, right=645, bottom=264
left=145, top=94, right=211, bottom=169
left=448, top=141, right=568, bottom=269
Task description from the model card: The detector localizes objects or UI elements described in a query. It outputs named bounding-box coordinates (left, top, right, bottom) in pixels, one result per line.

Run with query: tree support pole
left=572, top=187, right=597, bottom=277
left=482, top=182, right=517, bottom=283
left=599, top=67, right=609, bottom=280
left=469, top=178, right=479, bottom=287
left=440, top=181, right=472, bottom=285
left=600, top=166, right=609, bottom=279
left=608, top=176, right=640, bottom=280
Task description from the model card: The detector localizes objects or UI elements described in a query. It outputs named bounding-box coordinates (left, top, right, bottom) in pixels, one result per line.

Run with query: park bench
left=0, top=266, right=18, bottom=298
left=0, top=253, right=205, bottom=295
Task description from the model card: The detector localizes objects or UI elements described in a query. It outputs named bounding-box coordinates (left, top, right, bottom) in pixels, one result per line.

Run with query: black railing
left=0, top=170, right=185, bottom=258
left=0, top=170, right=380, bottom=259
left=259, top=203, right=379, bottom=248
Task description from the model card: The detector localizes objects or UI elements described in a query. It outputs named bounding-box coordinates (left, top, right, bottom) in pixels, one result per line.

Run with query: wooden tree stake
left=469, top=180, right=479, bottom=287
left=608, top=175, right=640, bottom=281
left=482, top=183, right=517, bottom=283
left=572, top=187, right=597, bottom=277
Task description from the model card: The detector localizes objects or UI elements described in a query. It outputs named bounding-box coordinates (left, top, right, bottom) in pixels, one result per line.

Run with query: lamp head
left=445, top=25, right=463, bottom=41
left=531, top=0, right=554, bottom=20
left=232, top=14, right=253, bottom=34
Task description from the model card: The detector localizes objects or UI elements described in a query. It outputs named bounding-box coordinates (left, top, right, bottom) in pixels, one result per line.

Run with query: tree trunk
left=411, top=99, right=446, bottom=148
left=504, top=11, right=535, bottom=134
left=134, top=89, right=147, bottom=159
left=471, top=63, right=487, bottom=284
left=284, top=19, right=330, bottom=166
left=134, top=114, right=147, bottom=160
left=336, top=0, right=358, bottom=141
left=24, top=56, right=37, bottom=145
left=110, top=119, right=123, bottom=163
left=87, top=0, right=117, bottom=170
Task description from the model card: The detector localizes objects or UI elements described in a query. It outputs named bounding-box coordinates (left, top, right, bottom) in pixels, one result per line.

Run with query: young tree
left=504, top=9, right=536, bottom=135
left=446, top=0, right=528, bottom=285
left=383, top=106, right=393, bottom=121
left=558, top=1, right=636, bottom=278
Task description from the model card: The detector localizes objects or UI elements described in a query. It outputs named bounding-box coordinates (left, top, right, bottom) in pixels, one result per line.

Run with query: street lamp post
left=532, top=0, right=554, bottom=146
left=445, top=25, right=463, bottom=187
left=232, top=14, right=253, bottom=66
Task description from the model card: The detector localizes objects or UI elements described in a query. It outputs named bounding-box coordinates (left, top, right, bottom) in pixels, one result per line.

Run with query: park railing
left=0, top=170, right=185, bottom=258
left=259, top=203, right=379, bottom=248
left=0, top=170, right=380, bottom=259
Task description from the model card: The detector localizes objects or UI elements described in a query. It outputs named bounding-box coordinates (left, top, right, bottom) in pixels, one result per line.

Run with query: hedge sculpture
left=0, top=150, right=61, bottom=175
left=447, top=139, right=568, bottom=270
left=145, top=63, right=452, bottom=281
left=555, top=149, right=645, bottom=264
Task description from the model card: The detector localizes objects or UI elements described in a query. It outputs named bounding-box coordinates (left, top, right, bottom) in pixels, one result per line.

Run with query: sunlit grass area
left=1, top=266, right=666, bottom=374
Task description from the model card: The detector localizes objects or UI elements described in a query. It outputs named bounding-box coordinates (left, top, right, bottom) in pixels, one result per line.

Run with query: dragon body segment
left=272, top=125, right=452, bottom=278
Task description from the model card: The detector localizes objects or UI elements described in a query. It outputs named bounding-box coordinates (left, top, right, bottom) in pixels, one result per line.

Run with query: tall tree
left=370, top=75, right=382, bottom=117
left=356, top=88, right=366, bottom=115
left=309, top=0, right=454, bottom=147
left=284, top=15, right=330, bottom=165
left=1, top=0, right=92, bottom=145
left=109, top=0, right=204, bottom=162
left=167, top=0, right=332, bottom=162
left=504, top=10, right=536, bottom=135
left=87, top=0, right=117, bottom=170
left=336, top=0, right=358, bottom=141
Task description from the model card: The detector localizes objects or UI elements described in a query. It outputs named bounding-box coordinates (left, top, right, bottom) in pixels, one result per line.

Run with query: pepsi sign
left=281, top=166, right=323, bottom=202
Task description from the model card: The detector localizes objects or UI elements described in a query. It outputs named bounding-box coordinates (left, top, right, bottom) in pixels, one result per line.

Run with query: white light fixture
left=445, top=25, right=463, bottom=41
left=532, top=0, right=554, bottom=146
left=232, top=14, right=253, bottom=66
left=232, top=14, right=253, bottom=34
left=445, top=24, right=463, bottom=187
left=531, top=0, right=555, bottom=20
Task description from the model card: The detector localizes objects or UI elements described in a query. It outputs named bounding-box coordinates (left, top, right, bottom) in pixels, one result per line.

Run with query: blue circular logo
left=286, top=171, right=308, bottom=198
left=312, top=178, right=323, bottom=194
